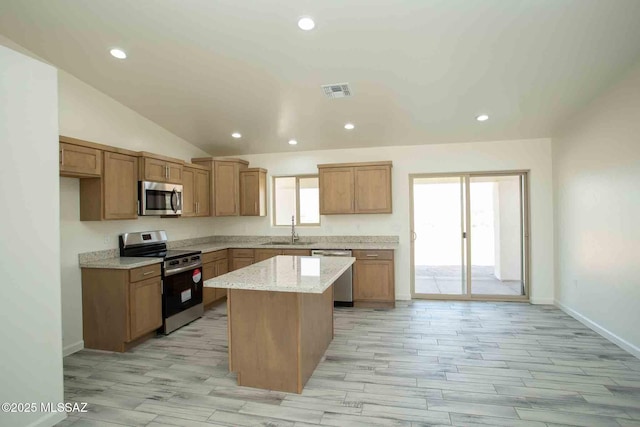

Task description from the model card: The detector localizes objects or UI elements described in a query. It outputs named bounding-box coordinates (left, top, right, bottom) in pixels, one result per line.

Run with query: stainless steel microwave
left=139, top=181, right=183, bottom=216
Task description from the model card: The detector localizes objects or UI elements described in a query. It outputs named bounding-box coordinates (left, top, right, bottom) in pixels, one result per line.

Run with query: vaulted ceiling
left=2, top=0, right=640, bottom=155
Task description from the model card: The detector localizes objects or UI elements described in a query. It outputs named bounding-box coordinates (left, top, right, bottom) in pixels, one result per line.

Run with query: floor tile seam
left=425, top=398, right=523, bottom=420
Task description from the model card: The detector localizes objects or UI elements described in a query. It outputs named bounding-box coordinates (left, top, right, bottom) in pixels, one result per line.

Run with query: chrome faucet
left=291, top=215, right=299, bottom=244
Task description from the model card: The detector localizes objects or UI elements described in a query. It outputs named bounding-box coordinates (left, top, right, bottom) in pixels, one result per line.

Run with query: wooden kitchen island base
left=227, top=286, right=333, bottom=393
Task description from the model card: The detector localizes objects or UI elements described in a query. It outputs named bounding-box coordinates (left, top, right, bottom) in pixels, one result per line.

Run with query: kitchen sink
left=260, top=241, right=315, bottom=246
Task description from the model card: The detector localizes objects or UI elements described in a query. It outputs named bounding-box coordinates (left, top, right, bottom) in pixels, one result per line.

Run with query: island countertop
left=204, top=255, right=355, bottom=294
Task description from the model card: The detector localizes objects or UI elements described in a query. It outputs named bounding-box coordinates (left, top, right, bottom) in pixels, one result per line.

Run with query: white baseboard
left=555, top=300, right=640, bottom=359
left=530, top=298, right=554, bottom=305
left=396, top=294, right=412, bottom=301
left=63, top=340, right=84, bottom=357
left=26, top=411, right=66, bottom=427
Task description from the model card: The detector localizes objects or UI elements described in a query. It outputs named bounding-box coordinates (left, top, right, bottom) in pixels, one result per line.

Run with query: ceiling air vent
left=321, top=83, right=352, bottom=99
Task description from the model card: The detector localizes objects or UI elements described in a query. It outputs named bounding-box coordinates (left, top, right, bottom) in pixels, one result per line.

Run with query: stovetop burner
left=119, top=231, right=202, bottom=275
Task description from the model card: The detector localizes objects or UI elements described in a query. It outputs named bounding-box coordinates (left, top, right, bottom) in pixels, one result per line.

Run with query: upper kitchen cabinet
left=182, top=164, right=211, bottom=217
left=59, top=136, right=102, bottom=178
left=191, top=157, right=249, bottom=216
left=80, top=151, right=139, bottom=221
left=318, top=161, right=393, bottom=214
left=138, top=152, right=183, bottom=184
left=58, top=136, right=139, bottom=221
left=240, top=168, right=267, bottom=216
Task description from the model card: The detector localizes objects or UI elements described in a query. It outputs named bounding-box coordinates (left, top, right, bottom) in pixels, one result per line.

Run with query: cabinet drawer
left=229, top=248, right=254, bottom=258
left=129, top=264, right=161, bottom=282
left=352, top=250, right=394, bottom=260
left=282, top=249, right=311, bottom=256
left=202, top=249, right=228, bottom=264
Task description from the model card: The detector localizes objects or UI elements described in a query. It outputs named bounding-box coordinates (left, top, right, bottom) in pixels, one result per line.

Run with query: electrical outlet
left=104, top=235, right=111, bottom=245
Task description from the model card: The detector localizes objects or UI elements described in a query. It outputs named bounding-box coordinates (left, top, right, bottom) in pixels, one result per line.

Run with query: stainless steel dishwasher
left=311, top=250, right=353, bottom=307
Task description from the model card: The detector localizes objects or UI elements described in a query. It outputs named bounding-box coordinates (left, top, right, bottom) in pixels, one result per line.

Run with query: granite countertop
left=79, top=235, right=398, bottom=270
left=180, top=241, right=398, bottom=253
left=204, top=255, right=355, bottom=294
left=80, top=257, right=162, bottom=270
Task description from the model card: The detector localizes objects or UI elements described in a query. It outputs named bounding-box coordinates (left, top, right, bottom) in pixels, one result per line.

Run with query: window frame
left=272, top=174, right=321, bottom=227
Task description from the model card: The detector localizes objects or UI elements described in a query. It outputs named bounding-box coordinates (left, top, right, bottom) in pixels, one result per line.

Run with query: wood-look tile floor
left=58, top=301, right=640, bottom=427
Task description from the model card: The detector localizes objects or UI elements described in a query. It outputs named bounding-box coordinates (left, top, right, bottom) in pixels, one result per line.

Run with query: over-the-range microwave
left=139, top=181, right=183, bottom=216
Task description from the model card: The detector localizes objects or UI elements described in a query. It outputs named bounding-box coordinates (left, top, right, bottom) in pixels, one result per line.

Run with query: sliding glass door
left=410, top=172, right=529, bottom=300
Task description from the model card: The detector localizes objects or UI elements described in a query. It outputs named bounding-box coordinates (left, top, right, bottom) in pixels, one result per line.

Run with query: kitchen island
left=204, top=255, right=355, bottom=393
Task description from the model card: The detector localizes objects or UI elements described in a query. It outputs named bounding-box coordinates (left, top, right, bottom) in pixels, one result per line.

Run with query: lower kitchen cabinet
left=352, top=250, right=395, bottom=307
left=254, top=248, right=311, bottom=262
left=202, top=250, right=229, bottom=308
left=81, top=263, right=163, bottom=352
left=229, top=248, right=255, bottom=271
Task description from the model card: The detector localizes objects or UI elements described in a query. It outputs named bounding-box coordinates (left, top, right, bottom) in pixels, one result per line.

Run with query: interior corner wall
left=553, top=59, right=640, bottom=357
left=57, top=71, right=220, bottom=355
left=215, top=138, right=555, bottom=305
left=0, top=45, right=66, bottom=427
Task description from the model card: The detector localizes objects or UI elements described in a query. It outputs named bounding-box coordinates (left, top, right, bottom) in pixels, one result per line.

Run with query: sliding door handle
left=411, top=231, right=417, bottom=241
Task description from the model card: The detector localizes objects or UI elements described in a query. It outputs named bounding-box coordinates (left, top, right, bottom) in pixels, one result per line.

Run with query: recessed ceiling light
left=110, top=48, right=127, bottom=59
left=288, top=139, right=298, bottom=145
left=297, top=16, right=315, bottom=31
left=476, top=114, right=489, bottom=122
left=231, top=132, right=242, bottom=139
left=344, top=123, right=355, bottom=130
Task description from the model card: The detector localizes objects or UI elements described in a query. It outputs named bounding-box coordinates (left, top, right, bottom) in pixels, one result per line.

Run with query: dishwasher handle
left=312, top=250, right=352, bottom=257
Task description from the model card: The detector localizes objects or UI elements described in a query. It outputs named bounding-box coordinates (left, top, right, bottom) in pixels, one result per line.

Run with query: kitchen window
left=273, top=175, right=320, bottom=226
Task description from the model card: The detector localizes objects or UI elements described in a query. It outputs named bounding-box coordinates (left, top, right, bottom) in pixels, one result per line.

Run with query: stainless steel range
left=119, top=230, right=203, bottom=334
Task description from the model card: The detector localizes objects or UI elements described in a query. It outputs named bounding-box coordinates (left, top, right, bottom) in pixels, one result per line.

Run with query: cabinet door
left=195, top=169, right=211, bottom=216
left=143, top=157, right=168, bottom=182
left=104, top=152, right=138, bottom=220
left=60, top=143, right=102, bottom=177
left=214, top=259, right=229, bottom=299
left=166, top=161, right=183, bottom=184
left=128, top=276, right=162, bottom=341
left=319, top=167, right=354, bottom=214
left=353, top=260, right=395, bottom=302
left=231, top=257, right=254, bottom=271
left=240, top=171, right=259, bottom=216
left=354, top=165, right=392, bottom=213
left=214, top=258, right=229, bottom=277
left=214, top=161, right=240, bottom=216
left=254, top=249, right=281, bottom=262
left=182, top=167, right=196, bottom=217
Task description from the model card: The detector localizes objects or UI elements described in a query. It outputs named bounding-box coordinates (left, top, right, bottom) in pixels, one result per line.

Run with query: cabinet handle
left=143, top=270, right=154, bottom=276
left=366, top=254, right=379, bottom=257
left=60, top=148, right=64, bottom=166
left=255, top=201, right=257, bottom=214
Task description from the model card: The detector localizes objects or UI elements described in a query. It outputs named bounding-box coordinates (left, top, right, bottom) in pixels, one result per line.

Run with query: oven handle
left=165, top=263, right=203, bottom=277
left=170, top=188, right=178, bottom=213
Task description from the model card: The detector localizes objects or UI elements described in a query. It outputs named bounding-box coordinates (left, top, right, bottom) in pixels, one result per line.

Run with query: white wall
left=0, top=46, right=65, bottom=427
left=553, top=59, right=640, bottom=357
left=494, top=180, right=522, bottom=281
left=216, top=138, right=555, bottom=303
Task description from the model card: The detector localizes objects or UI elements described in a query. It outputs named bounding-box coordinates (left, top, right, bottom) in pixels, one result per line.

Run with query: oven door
left=163, top=267, right=203, bottom=319
left=140, top=181, right=183, bottom=215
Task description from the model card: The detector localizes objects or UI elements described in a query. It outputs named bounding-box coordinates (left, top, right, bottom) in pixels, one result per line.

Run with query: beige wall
left=216, top=138, right=555, bottom=304
left=553, top=59, right=640, bottom=357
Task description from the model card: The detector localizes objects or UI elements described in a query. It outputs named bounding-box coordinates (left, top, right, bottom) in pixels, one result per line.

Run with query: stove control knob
left=169, top=260, right=179, bottom=266
left=183, top=258, right=189, bottom=263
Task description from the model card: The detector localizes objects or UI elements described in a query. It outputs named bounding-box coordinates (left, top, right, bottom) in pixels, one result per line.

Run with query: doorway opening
left=410, top=172, right=529, bottom=301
